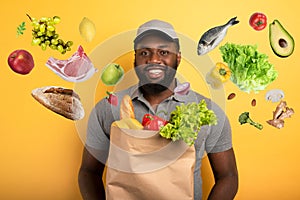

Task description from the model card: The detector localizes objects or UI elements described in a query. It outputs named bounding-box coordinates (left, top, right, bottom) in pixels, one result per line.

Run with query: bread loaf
left=31, top=86, right=85, bottom=120
left=120, top=95, right=135, bottom=119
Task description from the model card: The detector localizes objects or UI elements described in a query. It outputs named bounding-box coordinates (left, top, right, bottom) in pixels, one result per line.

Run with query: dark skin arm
left=207, top=148, right=238, bottom=200
left=78, top=147, right=106, bottom=200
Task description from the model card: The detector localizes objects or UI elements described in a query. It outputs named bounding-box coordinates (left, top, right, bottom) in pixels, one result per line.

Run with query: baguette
left=120, top=94, right=135, bottom=119
left=31, top=86, right=85, bottom=120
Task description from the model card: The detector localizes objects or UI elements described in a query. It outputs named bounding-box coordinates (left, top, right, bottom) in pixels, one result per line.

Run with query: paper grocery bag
left=105, top=125, right=195, bottom=200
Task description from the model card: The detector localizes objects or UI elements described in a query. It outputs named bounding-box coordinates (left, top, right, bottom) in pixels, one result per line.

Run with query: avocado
left=269, top=20, right=295, bottom=58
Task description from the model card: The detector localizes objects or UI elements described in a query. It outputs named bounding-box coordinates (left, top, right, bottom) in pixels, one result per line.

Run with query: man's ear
left=177, top=52, right=182, bottom=65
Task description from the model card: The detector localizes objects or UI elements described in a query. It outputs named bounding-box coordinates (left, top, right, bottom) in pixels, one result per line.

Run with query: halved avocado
left=269, top=20, right=295, bottom=58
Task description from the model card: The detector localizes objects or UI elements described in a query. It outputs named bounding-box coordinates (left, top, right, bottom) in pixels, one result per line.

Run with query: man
left=78, top=19, right=238, bottom=200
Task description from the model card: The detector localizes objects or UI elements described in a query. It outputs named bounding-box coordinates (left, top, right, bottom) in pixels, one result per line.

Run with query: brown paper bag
left=105, top=125, right=195, bottom=200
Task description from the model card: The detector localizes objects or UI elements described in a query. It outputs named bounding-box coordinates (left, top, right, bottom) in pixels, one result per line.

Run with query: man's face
left=134, top=34, right=181, bottom=91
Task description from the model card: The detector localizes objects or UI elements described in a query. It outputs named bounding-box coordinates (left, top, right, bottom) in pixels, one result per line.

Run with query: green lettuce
left=220, top=43, right=278, bottom=93
left=159, top=100, right=217, bottom=146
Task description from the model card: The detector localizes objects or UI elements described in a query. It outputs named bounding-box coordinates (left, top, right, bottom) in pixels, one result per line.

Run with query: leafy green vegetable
left=159, top=100, right=217, bottom=146
left=17, top=22, right=26, bottom=37
left=220, top=43, right=278, bottom=93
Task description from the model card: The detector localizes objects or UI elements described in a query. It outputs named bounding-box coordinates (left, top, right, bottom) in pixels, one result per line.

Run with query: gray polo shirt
left=86, top=83, right=232, bottom=200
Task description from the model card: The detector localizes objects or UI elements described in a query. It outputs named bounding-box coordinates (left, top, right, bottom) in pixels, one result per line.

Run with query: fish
left=197, top=17, right=239, bottom=55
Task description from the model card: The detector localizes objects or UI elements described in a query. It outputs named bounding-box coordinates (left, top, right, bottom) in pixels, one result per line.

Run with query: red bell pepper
left=249, top=12, right=267, bottom=31
left=142, top=114, right=168, bottom=131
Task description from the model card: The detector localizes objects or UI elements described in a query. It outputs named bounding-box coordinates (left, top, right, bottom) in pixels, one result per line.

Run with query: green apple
left=100, top=63, right=124, bottom=86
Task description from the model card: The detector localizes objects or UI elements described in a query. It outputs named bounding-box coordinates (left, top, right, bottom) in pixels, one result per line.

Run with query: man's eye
left=160, top=50, right=169, bottom=56
left=140, top=51, right=149, bottom=56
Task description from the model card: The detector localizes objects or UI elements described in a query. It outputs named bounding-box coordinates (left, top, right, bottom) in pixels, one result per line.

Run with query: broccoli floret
left=238, top=112, right=263, bottom=130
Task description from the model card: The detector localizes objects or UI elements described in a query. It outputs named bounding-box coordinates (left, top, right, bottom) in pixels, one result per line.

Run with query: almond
left=251, top=99, right=256, bottom=106
left=227, top=93, right=236, bottom=100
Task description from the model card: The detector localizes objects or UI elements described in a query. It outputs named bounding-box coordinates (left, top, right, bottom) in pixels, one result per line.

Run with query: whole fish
left=197, top=17, right=239, bottom=55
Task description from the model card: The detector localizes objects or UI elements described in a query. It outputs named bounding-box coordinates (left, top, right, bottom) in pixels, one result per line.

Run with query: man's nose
left=148, top=52, right=161, bottom=64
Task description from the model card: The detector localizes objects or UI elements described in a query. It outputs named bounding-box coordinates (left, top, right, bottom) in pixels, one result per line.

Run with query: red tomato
left=249, top=12, right=267, bottom=31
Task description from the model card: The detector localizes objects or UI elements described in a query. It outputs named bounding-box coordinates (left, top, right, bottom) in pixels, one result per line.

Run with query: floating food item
left=106, top=91, right=118, bottom=106
left=31, top=86, right=85, bottom=120
left=45, top=45, right=97, bottom=82
left=16, top=21, right=26, bottom=37
left=79, top=17, right=96, bottom=42
left=265, top=89, right=284, bottom=103
left=8, top=49, right=34, bottom=75
left=238, top=111, right=263, bottom=130
left=227, top=93, right=236, bottom=100
left=100, top=63, right=124, bottom=86
left=220, top=43, right=278, bottom=93
left=251, top=99, right=256, bottom=106
left=174, top=82, right=190, bottom=95
left=206, top=62, right=231, bottom=89
left=27, top=14, right=73, bottom=54
left=269, top=19, right=295, bottom=58
left=249, top=12, right=267, bottom=31
left=197, top=17, right=239, bottom=55
left=266, top=101, right=294, bottom=129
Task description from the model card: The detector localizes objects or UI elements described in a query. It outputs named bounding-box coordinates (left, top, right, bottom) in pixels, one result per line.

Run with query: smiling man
left=133, top=21, right=181, bottom=110
left=78, top=19, right=238, bottom=200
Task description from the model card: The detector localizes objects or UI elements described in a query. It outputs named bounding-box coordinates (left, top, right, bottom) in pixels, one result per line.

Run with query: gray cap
left=134, top=19, right=178, bottom=43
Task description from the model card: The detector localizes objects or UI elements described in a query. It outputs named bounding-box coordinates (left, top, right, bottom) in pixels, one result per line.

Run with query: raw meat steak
left=45, top=45, right=97, bottom=82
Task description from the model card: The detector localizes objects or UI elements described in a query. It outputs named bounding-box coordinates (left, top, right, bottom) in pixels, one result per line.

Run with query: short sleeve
left=86, top=106, right=110, bottom=150
left=205, top=101, right=232, bottom=153
left=85, top=100, right=112, bottom=164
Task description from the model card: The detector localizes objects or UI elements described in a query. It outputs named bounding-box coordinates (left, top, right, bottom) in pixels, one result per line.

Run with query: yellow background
left=1, top=0, right=299, bottom=199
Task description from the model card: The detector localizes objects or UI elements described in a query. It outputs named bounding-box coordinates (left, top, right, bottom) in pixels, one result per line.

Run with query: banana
left=112, top=118, right=143, bottom=130
left=112, top=120, right=130, bottom=129
left=79, top=17, right=96, bottom=42
left=122, top=118, right=144, bottom=130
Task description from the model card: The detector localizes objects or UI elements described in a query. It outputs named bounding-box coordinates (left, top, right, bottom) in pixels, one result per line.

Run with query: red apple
left=8, top=49, right=35, bottom=75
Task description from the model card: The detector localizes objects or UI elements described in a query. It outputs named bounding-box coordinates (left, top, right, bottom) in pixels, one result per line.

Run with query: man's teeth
left=149, top=69, right=162, bottom=74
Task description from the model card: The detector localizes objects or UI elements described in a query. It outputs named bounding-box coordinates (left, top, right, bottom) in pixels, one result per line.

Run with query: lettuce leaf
left=159, top=100, right=217, bottom=146
left=220, top=43, right=278, bottom=93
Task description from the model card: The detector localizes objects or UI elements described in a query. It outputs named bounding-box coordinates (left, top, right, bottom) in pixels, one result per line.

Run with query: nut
left=227, top=93, right=236, bottom=100
left=251, top=99, right=256, bottom=106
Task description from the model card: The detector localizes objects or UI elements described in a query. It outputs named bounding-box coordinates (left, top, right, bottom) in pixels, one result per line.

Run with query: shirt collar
left=128, top=84, right=140, bottom=99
